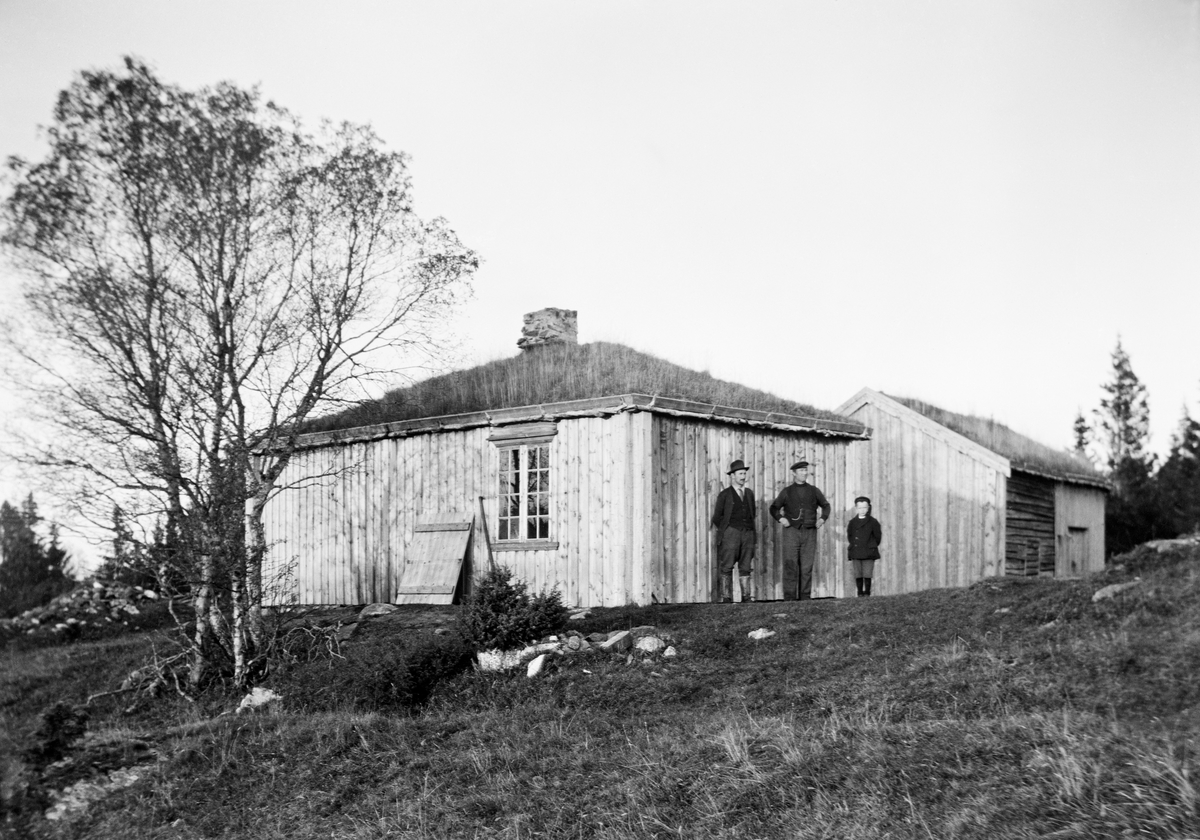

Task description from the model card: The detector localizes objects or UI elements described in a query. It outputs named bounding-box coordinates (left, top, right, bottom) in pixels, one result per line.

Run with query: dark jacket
left=847, top=515, right=882, bottom=560
left=769, top=482, right=831, bottom=528
left=712, top=486, right=756, bottom=532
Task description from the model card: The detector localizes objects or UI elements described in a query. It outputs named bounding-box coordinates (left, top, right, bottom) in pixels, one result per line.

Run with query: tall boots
left=855, top=577, right=874, bottom=597
left=739, top=575, right=754, bottom=603
left=721, top=574, right=754, bottom=603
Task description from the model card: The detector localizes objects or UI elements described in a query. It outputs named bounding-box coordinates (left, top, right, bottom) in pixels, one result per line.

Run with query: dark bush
left=267, top=631, right=475, bottom=713
left=461, top=566, right=569, bottom=650
left=23, top=701, right=88, bottom=768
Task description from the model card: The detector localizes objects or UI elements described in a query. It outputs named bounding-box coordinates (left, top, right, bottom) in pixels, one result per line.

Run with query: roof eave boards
left=281, top=393, right=870, bottom=452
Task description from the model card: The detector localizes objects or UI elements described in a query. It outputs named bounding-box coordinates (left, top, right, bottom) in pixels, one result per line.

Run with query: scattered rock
left=1092, top=580, right=1142, bottom=603
left=748, top=628, right=776, bottom=640
left=0, top=577, right=164, bottom=639
left=358, top=603, right=398, bottom=619
left=568, top=610, right=592, bottom=621
left=598, top=631, right=632, bottom=652
left=45, top=766, right=146, bottom=822
left=663, top=646, right=677, bottom=658
left=1145, top=536, right=1200, bottom=553
left=526, top=654, right=549, bottom=677
left=335, top=622, right=359, bottom=643
left=634, top=636, right=666, bottom=654
left=237, top=687, right=282, bottom=714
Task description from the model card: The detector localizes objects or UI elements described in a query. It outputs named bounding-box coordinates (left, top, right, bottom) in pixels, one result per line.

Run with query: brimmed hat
left=727, top=459, right=749, bottom=474
left=790, top=460, right=810, bottom=471
left=854, top=495, right=871, bottom=505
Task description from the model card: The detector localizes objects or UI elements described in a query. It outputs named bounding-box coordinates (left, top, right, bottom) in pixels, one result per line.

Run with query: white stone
left=1092, top=580, right=1142, bottom=603
left=236, top=687, right=281, bottom=714
left=747, top=628, right=776, bottom=641
left=663, top=646, right=677, bottom=657
left=635, top=636, right=666, bottom=653
left=526, top=653, right=548, bottom=677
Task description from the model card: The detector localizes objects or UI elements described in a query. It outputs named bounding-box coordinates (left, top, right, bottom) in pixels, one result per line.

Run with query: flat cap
left=790, top=460, right=810, bottom=471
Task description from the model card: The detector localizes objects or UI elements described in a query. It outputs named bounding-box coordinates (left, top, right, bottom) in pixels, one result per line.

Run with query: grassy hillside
left=3, top=542, right=1199, bottom=839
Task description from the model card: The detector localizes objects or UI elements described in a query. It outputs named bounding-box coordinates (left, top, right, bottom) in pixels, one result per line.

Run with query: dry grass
left=4, top=543, right=1199, bottom=839
left=889, top=395, right=1105, bottom=484
left=305, top=342, right=854, bottom=434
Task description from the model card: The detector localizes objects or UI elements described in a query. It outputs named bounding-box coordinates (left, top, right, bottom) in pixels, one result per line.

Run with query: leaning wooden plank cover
left=395, top=519, right=472, bottom=604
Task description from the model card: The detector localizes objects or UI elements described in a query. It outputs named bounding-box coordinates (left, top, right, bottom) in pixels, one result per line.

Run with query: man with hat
left=711, top=459, right=756, bottom=603
left=769, top=460, right=831, bottom=600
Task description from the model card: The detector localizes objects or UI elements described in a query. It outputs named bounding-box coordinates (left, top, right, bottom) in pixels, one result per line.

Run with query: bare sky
left=3, top=0, right=1199, bottom=565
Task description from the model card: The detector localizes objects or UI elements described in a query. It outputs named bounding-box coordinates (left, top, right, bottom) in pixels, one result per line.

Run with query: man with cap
left=769, top=460, right=831, bottom=600
left=711, top=459, right=756, bottom=603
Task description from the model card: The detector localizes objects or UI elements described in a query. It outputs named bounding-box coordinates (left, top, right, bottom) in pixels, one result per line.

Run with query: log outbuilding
left=260, top=311, right=869, bottom=608
left=835, top=388, right=1109, bottom=596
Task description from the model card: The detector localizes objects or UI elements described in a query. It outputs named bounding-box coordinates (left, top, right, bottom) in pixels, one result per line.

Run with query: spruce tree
left=1092, top=338, right=1160, bottom=553
left=0, top=495, right=73, bottom=617
left=1156, top=406, right=1200, bottom=537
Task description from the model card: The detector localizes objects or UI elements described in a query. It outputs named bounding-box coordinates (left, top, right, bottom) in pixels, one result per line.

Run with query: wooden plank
left=630, top=412, right=650, bottom=605
left=603, top=412, right=621, bottom=605
left=588, top=416, right=604, bottom=607
left=394, top=516, right=472, bottom=605
left=414, top=521, right=472, bottom=532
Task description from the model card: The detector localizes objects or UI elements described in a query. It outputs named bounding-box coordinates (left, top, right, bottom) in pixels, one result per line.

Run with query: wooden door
left=1062, top=527, right=1088, bottom=578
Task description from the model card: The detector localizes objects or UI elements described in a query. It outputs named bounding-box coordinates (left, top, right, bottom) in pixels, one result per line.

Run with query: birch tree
left=1, top=58, right=478, bottom=688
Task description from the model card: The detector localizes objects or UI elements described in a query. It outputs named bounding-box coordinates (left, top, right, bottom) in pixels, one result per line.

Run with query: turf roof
left=888, top=395, right=1108, bottom=486
left=305, top=341, right=856, bottom=434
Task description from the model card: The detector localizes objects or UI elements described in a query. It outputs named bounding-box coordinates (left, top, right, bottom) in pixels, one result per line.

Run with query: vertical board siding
left=649, top=415, right=854, bottom=603
left=260, top=412, right=657, bottom=609
left=1053, top=483, right=1107, bottom=576
left=840, top=402, right=1007, bottom=596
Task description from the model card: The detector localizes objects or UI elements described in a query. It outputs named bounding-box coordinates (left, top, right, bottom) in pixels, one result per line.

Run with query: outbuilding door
left=1061, top=527, right=1089, bottom=578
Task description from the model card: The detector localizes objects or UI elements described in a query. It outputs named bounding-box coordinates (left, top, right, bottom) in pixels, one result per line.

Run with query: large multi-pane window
left=497, top=443, right=551, bottom=541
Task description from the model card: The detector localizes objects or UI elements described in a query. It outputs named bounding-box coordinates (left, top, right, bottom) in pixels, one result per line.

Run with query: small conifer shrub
left=461, top=566, right=569, bottom=651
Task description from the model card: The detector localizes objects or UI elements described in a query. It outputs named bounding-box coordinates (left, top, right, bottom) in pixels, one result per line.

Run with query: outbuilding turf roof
left=889, top=395, right=1108, bottom=488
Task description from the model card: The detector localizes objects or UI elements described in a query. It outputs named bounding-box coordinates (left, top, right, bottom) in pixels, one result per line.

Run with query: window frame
left=488, top=423, right=559, bottom=551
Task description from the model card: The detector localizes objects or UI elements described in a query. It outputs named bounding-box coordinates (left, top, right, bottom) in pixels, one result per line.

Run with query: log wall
left=1005, top=471, right=1056, bottom=577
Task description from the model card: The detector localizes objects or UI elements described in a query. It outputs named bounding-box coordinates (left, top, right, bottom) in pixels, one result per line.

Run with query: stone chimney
left=517, top=308, right=578, bottom=351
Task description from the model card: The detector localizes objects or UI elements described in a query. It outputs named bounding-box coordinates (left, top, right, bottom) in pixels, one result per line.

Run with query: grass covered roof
left=889, top=395, right=1107, bottom=486
left=306, top=341, right=857, bottom=435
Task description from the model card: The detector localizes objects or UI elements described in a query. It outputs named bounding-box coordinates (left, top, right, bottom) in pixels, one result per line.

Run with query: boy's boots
left=720, top=575, right=733, bottom=603
left=864, top=578, right=872, bottom=597
left=856, top=577, right=865, bottom=597
left=739, top=575, right=754, bottom=603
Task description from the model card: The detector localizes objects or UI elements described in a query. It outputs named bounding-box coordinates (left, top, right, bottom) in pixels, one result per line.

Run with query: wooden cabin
left=835, top=388, right=1109, bottom=595
left=260, top=311, right=869, bottom=608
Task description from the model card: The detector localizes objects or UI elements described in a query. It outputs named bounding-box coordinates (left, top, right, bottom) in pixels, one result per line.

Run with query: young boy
left=846, top=495, right=882, bottom=597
